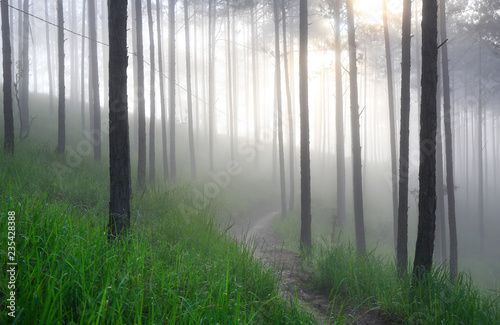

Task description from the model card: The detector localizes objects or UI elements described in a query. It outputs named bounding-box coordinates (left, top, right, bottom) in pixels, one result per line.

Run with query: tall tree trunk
left=157, top=0, right=169, bottom=180
left=208, top=0, right=215, bottom=171
left=168, top=0, right=176, bottom=180
left=440, top=0, right=458, bottom=274
left=397, top=0, right=412, bottom=277
left=2, top=0, right=14, bottom=154
left=70, top=0, right=77, bottom=103
left=413, top=0, right=439, bottom=281
left=435, top=86, right=447, bottom=262
left=147, top=0, right=156, bottom=182
left=135, top=0, right=146, bottom=187
left=251, top=4, right=260, bottom=169
left=232, top=9, right=238, bottom=158
left=333, top=0, right=345, bottom=230
left=383, top=0, right=398, bottom=250
left=346, top=0, right=366, bottom=255
left=477, top=41, right=484, bottom=255
left=19, top=0, right=29, bottom=138
left=89, top=0, right=102, bottom=161
left=80, top=0, right=87, bottom=132
left=56, top=0, right=65, bottom=155
left=184, top=0, right=197, bottom=179
left=282, top=0, right=294, bottom=211
left=108, top=0, right=131, bottom=240
left=226, top=1, right=234, bottom=161
left=299, top=0, right=311, bottom=254
left=45, top=0, right=54, bottom=115
left=273, top=0, right=287, bottom=219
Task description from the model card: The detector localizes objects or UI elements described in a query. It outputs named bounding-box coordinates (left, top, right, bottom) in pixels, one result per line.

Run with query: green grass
left=0, top=141, right=317, bottom=324
left=274, top=212, right=500, bottom=324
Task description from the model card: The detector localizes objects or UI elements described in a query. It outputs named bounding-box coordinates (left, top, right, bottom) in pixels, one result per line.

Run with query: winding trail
left=235, top=210, right=391, bottom=325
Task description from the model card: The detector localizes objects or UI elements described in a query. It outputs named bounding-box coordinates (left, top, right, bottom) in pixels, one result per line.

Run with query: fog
left=2, top=0, right=500, bottom=290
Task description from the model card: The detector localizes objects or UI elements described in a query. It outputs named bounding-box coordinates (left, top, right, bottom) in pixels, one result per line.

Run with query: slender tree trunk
left=333, top=0, right=345, bottom=230
left=413, top=0, right=439, bottom=281
left=435, top=86, right=447, bottom=261
left=299, top=0, right=311, bottom=254
left=282, top=0, right=294, bottom=211
left=168, top=0, right=176, bottom=180
left=44, top=0, right=54, bottom=116
left=226, top=2, right=234, bottom=161
left=346, top=0, right=366, bottom=255
left=208, top=0, right=215, bottom=171
left=478, top=41, right=484, bottom=255
left=251, top=4, right=260, bottom=169
left=135, top=0, right=146, bottom=187
left=184, top=0, right=197, bottom=179
left=89, top=0, right=102, bottom=161
left=273, top=0, right=287, bottom=219
left=80, top=0, right=87, bottom=132
left=70, top=0, right=77, bottom=103
left=147, top=0, right=156, bottom=182
left=56, top=0, right=65, bottom=155
left=397, top=0, right=412, bottom=277
left=2, top=0, right=14, bottom=154
left=19, top=0, right=29, bottom=138
left=108, top=0, right=131, bottom=240
left=157, top=0, right=169, bottom=180
left=232, top=9, right=238, bottom=157
left=383, top=0, right=398, bottom=250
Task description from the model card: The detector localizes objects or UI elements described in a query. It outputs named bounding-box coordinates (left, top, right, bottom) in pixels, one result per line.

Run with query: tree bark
left=56, top=0, right=65, bottom=155
left=397, top=0, right=411, bottom=277
left=382, top=0, right=398, bottom=250
left=147, top=0, right=156, bottom=182
left=273, top=0, right=287, bottom=219
left=168, top=0, right=176, bottom=180
left=439, top=0, right=458, bottom=276
left=89, top=0, right=102, bottom=161
left=413, top=0, right=439, bottom=281
left=299, top=0, right=311, bottom=254
left=108, top=0, right=131, bottom=240
left=2, top=0, right=14, bottom=154
left=346, top=0, right=366, bottom=255
left=184, top=0, right=197, bottom=179
left=135, top=0, right=146, bottom=188
left=282, top=0, right=294, bottom=211
left=157, top=0, right=169, bottom=180
left=333, top=0, right=345, bottom=231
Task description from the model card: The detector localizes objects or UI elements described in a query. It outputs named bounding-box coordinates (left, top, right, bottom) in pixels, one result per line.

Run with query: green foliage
left=0, top=144, right=316, bottom=324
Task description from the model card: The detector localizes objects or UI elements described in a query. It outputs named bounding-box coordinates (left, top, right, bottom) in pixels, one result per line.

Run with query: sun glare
left=354, top=0, right=403, bottom=25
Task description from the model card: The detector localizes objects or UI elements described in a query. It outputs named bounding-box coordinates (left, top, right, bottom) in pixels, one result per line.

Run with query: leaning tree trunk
left=184, top=0, right=197, bottom=179
left=147, top=0, right=156, bottom=182
left=383, top=0, right=398, bottom=250
left=346, top=0, right=366, bottom=255
left=2, top=0, right=14, bottom=154
left=135, top=0, right=146, bottom=188
left=89, top=0, right=102, bottom=161
left=397, top=0, right=412, bottom=277
left=413, top=0, right=439, bottom=282
left=56, top=0, right=65, bottom=155
left=439, top=0, right=457, bottom=280
left=108, top=0, right=131, bottom=241
left=299, top=0, right=311, bottom=254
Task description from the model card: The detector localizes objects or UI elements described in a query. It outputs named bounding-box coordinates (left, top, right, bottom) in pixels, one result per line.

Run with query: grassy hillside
left=0, top=117, right=316, bottom=324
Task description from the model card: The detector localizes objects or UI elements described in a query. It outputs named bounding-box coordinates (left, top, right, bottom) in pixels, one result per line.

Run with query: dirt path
left=236, top=211, right=391, bottom=325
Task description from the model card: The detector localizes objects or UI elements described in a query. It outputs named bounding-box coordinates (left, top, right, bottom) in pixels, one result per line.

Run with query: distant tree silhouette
left=89, top=0, right=101, bottom=161
left=135, top=0, right=147, bottom=188
left=56, top=0, right=65, bottom=155
left=2, top=0, right=14, bottom=154
left=147, top=0, right=156, bottom=182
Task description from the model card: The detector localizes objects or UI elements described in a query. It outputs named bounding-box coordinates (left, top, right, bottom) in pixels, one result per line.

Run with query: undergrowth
left=0, top=142, right=317, bottom=324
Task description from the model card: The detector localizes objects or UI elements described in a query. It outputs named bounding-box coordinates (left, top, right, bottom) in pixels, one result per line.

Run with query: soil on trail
left=233, top=210, right=392, bottom=325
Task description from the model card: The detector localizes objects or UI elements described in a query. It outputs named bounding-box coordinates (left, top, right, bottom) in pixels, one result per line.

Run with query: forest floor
left=232, top=210, right=391, bottom=325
